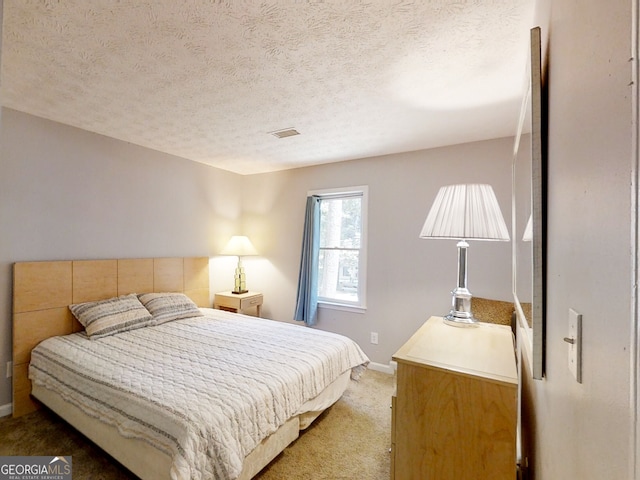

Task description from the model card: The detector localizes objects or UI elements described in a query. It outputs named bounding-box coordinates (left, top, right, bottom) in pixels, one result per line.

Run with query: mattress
left=29, top=308, right=369, bottom=480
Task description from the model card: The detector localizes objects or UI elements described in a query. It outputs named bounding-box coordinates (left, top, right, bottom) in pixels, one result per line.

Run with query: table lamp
left=420, top=184, right=510, bottom=326
left=221, top=235, right=258, bottom=294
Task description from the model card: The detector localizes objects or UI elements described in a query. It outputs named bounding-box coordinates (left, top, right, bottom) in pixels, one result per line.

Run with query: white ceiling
left=1, top=1, right=534, bottom=175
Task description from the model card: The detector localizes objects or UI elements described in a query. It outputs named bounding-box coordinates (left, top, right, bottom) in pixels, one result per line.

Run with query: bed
left=12, top=257, right=369, bottom=480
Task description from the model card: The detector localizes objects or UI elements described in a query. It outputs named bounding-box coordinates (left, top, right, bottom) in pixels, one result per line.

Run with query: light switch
left=566, top=308, right=582, bottom=383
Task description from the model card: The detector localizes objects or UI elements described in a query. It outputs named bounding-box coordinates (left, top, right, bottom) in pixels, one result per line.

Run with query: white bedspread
left=29, top=309, right=369, bottom=480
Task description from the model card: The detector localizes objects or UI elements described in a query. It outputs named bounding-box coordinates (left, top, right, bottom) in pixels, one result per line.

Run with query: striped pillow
left=138, top=292, right=204, bottom=325
left=70, top=293, right=154, bottom=340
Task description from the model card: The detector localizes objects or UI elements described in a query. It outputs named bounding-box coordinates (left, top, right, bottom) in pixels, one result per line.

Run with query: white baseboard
left=0, top=402, right=12, bottom=418
left=367, top=361, right=396, bottom=375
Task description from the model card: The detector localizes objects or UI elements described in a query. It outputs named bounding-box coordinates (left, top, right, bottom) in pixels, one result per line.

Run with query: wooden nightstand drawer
left=240, top=295, right=263, bottom=310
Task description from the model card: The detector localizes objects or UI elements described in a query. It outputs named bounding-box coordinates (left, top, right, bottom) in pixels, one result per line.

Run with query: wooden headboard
left=12, top=257, right=210, bottom=417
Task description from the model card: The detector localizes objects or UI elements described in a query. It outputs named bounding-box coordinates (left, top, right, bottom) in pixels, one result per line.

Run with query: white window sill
left=318, top=301, right=367, bottom=314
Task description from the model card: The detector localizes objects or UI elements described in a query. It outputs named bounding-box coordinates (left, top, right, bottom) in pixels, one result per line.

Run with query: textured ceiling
left=1, top=1, right=534, bottom=175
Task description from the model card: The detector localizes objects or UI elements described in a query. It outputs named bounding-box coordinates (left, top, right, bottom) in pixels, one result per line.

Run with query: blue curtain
left=294, top=195, right=320, bottom=326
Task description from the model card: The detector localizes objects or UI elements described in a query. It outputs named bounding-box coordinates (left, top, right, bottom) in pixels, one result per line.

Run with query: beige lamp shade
left=220, top=235, right=258, bottom=256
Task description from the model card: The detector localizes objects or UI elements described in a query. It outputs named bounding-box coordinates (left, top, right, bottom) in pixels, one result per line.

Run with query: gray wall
left=0, top=108, right=243, bottom=407
left=241, top=138, right=514, bottom=366
left=521, top=0, right=636, bottom=478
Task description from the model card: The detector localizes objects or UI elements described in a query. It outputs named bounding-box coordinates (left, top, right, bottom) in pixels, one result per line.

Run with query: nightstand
left=214, top=291, right=263, bottom=317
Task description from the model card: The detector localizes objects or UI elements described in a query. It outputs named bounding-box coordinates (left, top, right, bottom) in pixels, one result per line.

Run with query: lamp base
left=443, top=286, right=479, bottom=327
left=443, top=312, right=479, bottom=327
left=232, top=257, right=248, bottom=295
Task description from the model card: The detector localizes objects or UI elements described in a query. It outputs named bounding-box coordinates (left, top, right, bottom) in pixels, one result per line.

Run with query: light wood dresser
left=391, top=316, right=517, bottom=480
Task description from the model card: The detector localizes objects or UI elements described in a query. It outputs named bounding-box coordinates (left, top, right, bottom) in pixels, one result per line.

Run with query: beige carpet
left=0, top=369, right=394, bottom=479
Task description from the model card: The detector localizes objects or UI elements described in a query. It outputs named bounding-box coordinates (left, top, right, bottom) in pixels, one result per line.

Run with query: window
left=312, top=186, right=367, bottom=310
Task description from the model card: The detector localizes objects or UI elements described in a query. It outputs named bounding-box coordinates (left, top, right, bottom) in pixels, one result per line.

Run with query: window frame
left=309, top=185, right=368, bottom=313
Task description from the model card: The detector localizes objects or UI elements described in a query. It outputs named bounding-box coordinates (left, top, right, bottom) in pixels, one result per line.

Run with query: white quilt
left=29, top=309, right=369, bottom=480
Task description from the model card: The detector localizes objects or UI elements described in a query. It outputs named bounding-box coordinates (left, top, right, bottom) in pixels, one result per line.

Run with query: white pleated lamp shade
left=419, top=184, right=510, bottom=241
left=220, top=235, right=259, bottom=256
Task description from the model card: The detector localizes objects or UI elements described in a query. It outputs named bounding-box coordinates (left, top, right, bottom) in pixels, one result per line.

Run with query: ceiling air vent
left=270, top=128, right=300, bottom=139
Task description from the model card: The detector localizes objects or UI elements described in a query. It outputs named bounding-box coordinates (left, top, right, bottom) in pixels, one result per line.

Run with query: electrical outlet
left=370, top=332, right=379, bottom=345
left=6, top=361, right=12, bottom=379
left=566, top=309, right=582, bottom=383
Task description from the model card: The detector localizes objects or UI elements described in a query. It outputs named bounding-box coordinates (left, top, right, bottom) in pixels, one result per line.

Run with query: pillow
left=69, top=293, right=154, bottom=340
left=138, top=292, right=204, bottom=325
